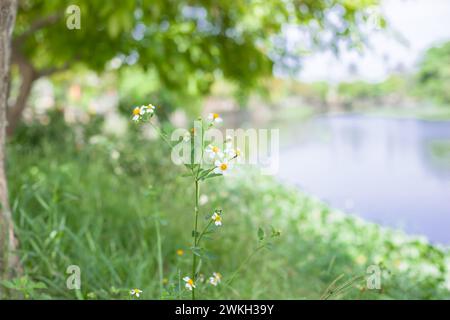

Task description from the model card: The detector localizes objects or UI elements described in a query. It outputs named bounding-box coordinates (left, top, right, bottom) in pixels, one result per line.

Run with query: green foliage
left=416, top=41, right=450, bottom=104
left=428, top=140, right=450, bottom=164
left=337, top=75, right=408, bottom=100
left=15, top=0, right=380, bottom=108
left=1, top=276, right=48, bottom=299
left=5, top=122, right=450, bottom=299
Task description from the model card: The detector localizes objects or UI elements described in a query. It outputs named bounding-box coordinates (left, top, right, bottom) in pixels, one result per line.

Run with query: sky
left=297, top=0, right=450, bottom=83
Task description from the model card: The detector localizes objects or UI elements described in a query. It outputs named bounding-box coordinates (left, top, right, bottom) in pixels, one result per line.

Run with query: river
left=278, top=115, right=450, bottom=244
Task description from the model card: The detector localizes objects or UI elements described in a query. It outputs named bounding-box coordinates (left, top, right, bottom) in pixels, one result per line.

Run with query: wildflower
left=176, top=249, right=184, bottom=256
left=183, top=277, right=196, bottom=291
left=130, top=288, right=143, bottom=297
left=162, top=278, right=169, bottom=285
left=211, top=211, right=222, bottom=226
left=132, top=107, right=142, bottom=121
left=355, top=255, right=367, bottom=265
left=206, top=144, right=223, bottom=159
left=226, top=147, right=242, bottom=161
left=145, top=103, right=156, bottom=113
left=182, top=130, right=191, bottom=142
left=198, top=273, right=205, bottom=283
left=208, top=113, right=222, bottom=124
left=214, top=159, right=232, bottom=175
left=131, top=104, right=155, bottom=122
left=209, top=272, right=222, bottom=286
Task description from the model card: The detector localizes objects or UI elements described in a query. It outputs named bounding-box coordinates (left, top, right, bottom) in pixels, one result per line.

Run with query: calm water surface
left=278, top=115, right=450, bottom=244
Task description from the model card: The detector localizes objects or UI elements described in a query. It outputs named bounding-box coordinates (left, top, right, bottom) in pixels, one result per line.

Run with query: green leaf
left=200, top=173, right=222, bottom=181
left=190, top=246, right=203, bottom=257
left=189, top=246, right=214, bottom=260
left=270, top=226, right=281, bottom=238
left=257, top=227, right=265, bottom=241
left=181, top=172, right=193, bottom=178
left=191, top=230, right=200, bottom=237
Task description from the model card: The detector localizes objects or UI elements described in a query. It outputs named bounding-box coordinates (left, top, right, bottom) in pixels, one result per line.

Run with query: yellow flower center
left=212, top=146, right=219, bottom=153
left=235, top=149, right=241, bottom=156
left=176, top=249, right=184, bottom=256
left=214, top=215, right=221, bottom=222
left=187, top=279, right=194, bottom=286
left=132, top=107, right=140, bottom=115
left=220, top=163, right=228, bottom=171
left=213, top=113, right=219, bottom=119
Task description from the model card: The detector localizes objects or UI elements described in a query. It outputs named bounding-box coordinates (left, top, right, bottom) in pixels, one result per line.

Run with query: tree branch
left=38, top=61, right=72, bottom=78
left=13, top=13, right=63, bottom=45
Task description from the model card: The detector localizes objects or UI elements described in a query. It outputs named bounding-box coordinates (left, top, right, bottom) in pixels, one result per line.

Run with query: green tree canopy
left=9, top=0, right=381, bottom=132
left=416, top=41, right=450, bottom=104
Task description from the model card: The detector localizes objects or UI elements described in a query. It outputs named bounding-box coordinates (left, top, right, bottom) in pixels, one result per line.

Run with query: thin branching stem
left=226, top=244, right=265, bottom=286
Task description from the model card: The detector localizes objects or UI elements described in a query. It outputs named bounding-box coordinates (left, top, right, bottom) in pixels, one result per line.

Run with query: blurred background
left=4, top=0, right=450, bottom=299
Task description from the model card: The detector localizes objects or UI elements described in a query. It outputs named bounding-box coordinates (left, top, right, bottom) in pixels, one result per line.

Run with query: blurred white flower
left=206, top=144, right=223, bottom=159
left=183, top=276, right=196, bottom=291
left=183, top=131, right=191, bottom=142
left=209, top=272, right=222, bottom=286
left=199, top=194, right=209, bottom=205
left=130, top=288, right=142, bottom=297
left=110, top=150, right=120, bottom=160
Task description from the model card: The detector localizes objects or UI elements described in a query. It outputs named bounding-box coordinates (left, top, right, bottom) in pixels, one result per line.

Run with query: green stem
left=191, top=179, right=200, bottom=300
left=150, top=122, right=173, bottom=149
left=154, top=218, right=163, bottom=298
left=226, top=245, right=265, bottom=286
left=197, top=220, right=213, bottom=245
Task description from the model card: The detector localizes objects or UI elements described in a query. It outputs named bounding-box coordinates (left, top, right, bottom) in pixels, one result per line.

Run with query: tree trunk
left=7, top=48, right=37, bottom=136
left=0, top=0, right=20, bottom=289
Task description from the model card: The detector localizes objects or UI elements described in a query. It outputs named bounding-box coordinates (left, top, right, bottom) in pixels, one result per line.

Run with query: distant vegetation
left=248, top=41, right=450, bottom=119
left=416, top=41, right=450, bottom=105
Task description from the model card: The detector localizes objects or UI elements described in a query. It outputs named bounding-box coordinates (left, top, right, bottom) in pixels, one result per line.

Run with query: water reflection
left=278, top=115, right=450, bottom=244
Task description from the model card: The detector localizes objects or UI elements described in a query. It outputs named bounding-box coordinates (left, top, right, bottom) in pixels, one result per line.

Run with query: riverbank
left=5, top=128, right=450, bottom=299
left=325, top=105, right=450, bottom=121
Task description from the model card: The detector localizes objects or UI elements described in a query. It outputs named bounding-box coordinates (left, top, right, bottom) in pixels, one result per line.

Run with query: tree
left=8, top=0, right=381, bottom=134
left=0, top=0, right=20, bottom=289
left=416, top=41, right=450, bottom=104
